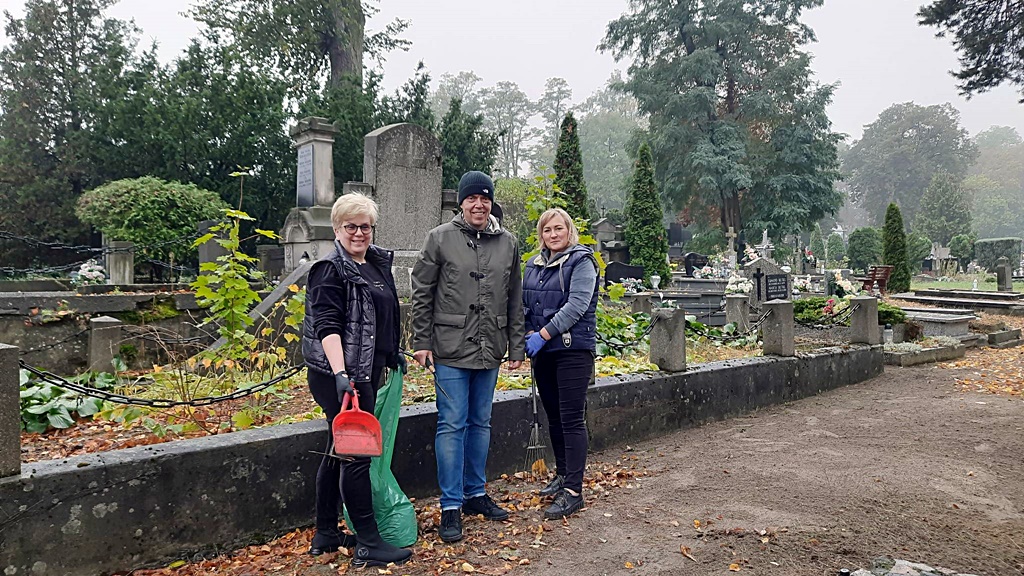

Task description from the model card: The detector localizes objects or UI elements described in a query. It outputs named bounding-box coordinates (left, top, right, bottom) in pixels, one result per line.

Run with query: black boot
left=352, top=530, right=412, bottom=568
left=308, top=527, right=357, bottom=556
left=463, top=494, right=510, bottom=521
left=438, top=509, right=463, bottom=543
left=538, top=475, right=564, bottom=497
left=543, top=489, right=584, bottom=520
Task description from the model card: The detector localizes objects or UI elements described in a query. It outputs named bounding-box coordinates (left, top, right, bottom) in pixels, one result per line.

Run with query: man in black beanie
left=411, top=170, right=526, bottom=543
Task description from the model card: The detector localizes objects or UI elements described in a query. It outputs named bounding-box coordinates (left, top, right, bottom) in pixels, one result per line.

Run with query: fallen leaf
left=729, top=563, right=742, bottom=571
left=461, top=562, right=476, bottom=573
left=693, top=519, right=702, bottom=529
left=624, top=561, right=634, bottom=569
left=680, top=545, right=696, bottom=561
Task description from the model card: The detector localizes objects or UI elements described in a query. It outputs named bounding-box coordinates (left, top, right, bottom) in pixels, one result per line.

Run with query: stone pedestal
left=850, top=296, right=881, bottom=345
left=0, top=343, right=18, bottom=478
left=630, top=294, right=652, bottom=315
left=89, top=315, right=124, bottom=373
left=650, top=308, right=686, bottom=372
left=763, top=300, right=795, bottom=357
left=106, top=241, right=134, bottom=285
left=997, top=257, right=1013, bottom=292
left=725, top=294, right=750, bottom=332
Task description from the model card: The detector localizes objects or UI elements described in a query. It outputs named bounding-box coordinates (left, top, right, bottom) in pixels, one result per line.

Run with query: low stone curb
left=883, top=344, right=965, bottom=367
left=850, top=556, right=980, bottom=575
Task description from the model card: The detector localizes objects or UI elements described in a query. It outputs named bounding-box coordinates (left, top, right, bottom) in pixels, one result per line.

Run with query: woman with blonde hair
left=521, top=207, right=599, bottom=519
left=301, top=193, right=412, bottom=566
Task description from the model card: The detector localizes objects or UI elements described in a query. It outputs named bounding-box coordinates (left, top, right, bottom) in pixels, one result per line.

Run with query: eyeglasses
left=341, top=223, right=373, bottom=234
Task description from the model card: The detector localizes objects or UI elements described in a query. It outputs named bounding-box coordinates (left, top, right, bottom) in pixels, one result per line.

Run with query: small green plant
left=19, top=370, right=114, bottom=433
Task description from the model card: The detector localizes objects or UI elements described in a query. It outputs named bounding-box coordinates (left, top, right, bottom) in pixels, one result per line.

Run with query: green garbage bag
left=343, top=365, right=418, bottom=547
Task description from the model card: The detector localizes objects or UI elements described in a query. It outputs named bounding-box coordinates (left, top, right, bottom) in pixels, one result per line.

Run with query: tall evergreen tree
left=553, top=112, right=591, bottom=222
left=913, top=172, right=972, bottom=245
left=809, top=224, right=825, bottom=264
left=882, top=203, right=912, bottom=293
left=602, top=0, right=842, bottom=239
left=625, top=143, right=670, bottom=284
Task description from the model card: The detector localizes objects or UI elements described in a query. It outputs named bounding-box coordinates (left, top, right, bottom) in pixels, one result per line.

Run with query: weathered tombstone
left=754, top=229, right=774, bottom=261
left=725, top=227, right=738, bottom=270
left=762, top=299, right=795, bottom=356
left=364, top=123, right=443, bottom=271
left=89, top=315, right=123, bottom=373
left=257, top=245, right=285, bottom=282
left=650, top=308, right=686, bottom=372
left=683, top=252, right=710, bottom=277
left=105, top=240, right=134, bottom=285
left=605, top=261, right=645, bottom=289
left=198, top=220, right=229, bottom=267
left=0, top=343, right=18, bottom=477
left=850, top=296, right=881, bottom=345
left=280, top=117, right=341, bottom=274
left=743, top=257, right=791, bottom=309
left=668, top=223, right=684, bottom=246
left=997, top=256, right=1013, bottom=292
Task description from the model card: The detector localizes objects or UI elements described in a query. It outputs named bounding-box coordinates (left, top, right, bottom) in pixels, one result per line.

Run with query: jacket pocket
left=433, top=312, right=467, bottom=359
left=496, top=314, right=508, bottom=329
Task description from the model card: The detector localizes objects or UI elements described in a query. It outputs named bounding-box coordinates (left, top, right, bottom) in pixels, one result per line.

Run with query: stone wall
left=1, top=345, right=883, bottom=575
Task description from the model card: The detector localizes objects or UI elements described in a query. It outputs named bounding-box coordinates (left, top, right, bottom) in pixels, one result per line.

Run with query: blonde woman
left=301, top=193, right=412, bottom=566
left=522, top=208, right=599, bottom=519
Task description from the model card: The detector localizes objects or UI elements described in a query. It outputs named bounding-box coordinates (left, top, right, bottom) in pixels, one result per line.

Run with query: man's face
left=461, top=194, right=492, bottom=230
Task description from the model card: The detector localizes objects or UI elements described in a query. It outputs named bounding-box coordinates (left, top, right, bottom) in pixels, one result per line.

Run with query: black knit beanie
left=458, top=171, right=495, bottom=204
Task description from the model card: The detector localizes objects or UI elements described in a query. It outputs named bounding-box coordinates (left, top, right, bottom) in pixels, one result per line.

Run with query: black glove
left=334, top=371, right=354, bottom=402
left=395, top=352, right=408, bottom=374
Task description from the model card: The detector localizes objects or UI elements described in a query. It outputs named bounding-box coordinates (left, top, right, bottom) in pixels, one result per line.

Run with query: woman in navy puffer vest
left=522, top=208, right=599, bottom=520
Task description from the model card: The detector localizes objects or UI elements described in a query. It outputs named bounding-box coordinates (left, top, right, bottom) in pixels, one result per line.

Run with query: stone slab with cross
left=743, top=257, right=791, bottom=309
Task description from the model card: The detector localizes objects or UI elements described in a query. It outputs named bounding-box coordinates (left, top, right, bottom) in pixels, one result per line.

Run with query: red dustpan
left=332, top=390, right=383, bottom=458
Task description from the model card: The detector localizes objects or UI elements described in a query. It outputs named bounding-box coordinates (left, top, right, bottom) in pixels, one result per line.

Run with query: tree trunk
left=327, top=0, right=364, bottom=88
left=720, top=189, right=742, bottom=236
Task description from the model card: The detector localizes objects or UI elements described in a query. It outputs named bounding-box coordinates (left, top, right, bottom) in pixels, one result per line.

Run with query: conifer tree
left=554, top=112, right=591, bottom=221
left=883, top=203, right=912, bottom=293
left=625, top=143, right=670, bottom=284
left=913, top=172, right=972, bottom=245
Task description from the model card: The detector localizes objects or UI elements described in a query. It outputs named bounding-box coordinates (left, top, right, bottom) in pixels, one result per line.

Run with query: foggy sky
left=1, top=0, right=1022, bottom=141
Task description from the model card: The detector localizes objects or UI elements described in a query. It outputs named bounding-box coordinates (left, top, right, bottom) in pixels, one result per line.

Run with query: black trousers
left=533, top=349, right=593, bottom=494
left=308, top=364, right=384, bottom=537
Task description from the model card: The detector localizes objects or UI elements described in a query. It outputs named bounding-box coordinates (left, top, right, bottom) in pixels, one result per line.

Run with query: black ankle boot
left=308, top=527, right=357, bottom=556
left=352, top=531, right=412, bottom=568
left=544, top=489, right=584, bottom=520
left=539, top=475, right=564, bottom=497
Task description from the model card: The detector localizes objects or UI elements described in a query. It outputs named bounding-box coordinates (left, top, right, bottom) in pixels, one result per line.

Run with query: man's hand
left=508, top=360, right=523, bottom=370
left=413, top=349, right=434, bottom=372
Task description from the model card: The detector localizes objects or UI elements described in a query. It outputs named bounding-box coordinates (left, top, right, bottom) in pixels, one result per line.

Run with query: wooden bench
left=855, top=265, right=894, bottom=293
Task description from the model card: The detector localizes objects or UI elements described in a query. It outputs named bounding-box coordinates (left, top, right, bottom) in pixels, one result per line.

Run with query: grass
left=911, top=279, right=1024, bottom=292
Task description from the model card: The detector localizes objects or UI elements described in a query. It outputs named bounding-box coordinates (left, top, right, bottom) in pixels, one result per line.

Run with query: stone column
left=725, top=294, right=750, bottom=332
left=850, top=295, right=881, bottom=345
left=650, top=308, right=686, bottom=372
left=997, top=256, right=1013, bottom=292
left=198, top=220, right=229, bottom=267
left=89, top=316, right=124, bottom=373
left=290, top=117, right=340, bottom=208
left=0, top=343, right=18, bottom=478
left=630, top=294, right=652, bottom=315
left=106, top=241, right=134, bottom=285
left=762, top=299, right=795, bottom=357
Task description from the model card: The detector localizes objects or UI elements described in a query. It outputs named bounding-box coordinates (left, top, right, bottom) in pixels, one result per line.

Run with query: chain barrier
left=595, top=313, right=660, bottom=353
left=18, top=328, right=90, bottom=357
left=794, top=304, right=860, bottom=331
left=143, top=258, right=198, bottom=275
left=121, top=325, right=208, bottom=345
left=19, top=360, right=304, bottom=408
left=687, top=301, right=727, bottom=321
left=687, top=308, right=773, bottom=343
left=0, top=259, right=94, bottom=277
left=0, top=231, right=201, bottom=277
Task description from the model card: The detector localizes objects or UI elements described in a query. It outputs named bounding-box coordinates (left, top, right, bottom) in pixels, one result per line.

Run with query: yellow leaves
left=693, top=519, right=702, bottom=529
left=680, top=545, right=696, bottom=561
left=460, top=562, right=476, bottom=572
left=287, top=283, right=300, bottom=293
left=624, top=561, right=634, bottom=569
left=729, top=563, right=742, bottom=571
left=167, top=560, right=186, bottom=569
left=531, top=458, right=548, bottom=477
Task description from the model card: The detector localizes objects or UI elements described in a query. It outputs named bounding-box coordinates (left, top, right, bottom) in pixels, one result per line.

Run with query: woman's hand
left=525, top=332, right=546, bottom=357
left=334, top=370, right=355, bottom=402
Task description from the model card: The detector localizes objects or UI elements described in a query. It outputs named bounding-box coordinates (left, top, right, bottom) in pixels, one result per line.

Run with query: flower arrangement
left=692, top=265, right=715, bottom=279
left=822, top=296, right=850, bottom=317
left=833, top=271, right=859, bottom=296
left=71, top=260, right=105, bottom=287
left=743, top=246, right=758, bottom=263
left=620, top=277, right=645, bottom=294
left=792, top=276, right=813, bottom=292
left=725, top=275, right=753, bottom=295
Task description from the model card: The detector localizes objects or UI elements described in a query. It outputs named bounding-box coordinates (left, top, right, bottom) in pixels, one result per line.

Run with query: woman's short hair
left=537, top=208, right=580, bottom=249
left=331, top=193, right=379, bottom=230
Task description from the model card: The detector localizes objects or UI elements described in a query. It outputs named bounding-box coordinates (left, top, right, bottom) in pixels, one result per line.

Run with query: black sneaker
left=463, top=494, right=510, bottom=521
left=544, top=489, right=584, bottom=520
left=308, top=527, right=357, bottom=556
left=439, top=509, right=463, bottom=542
left=538, top=475, right=564, bottom=497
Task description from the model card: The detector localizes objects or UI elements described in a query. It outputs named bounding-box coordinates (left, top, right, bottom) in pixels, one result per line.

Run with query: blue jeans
left=434, top=363, right=500, bottom=510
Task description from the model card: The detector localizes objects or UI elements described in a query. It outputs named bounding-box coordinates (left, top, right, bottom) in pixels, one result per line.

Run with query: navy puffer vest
left=522, top=244, right=599, bottom=354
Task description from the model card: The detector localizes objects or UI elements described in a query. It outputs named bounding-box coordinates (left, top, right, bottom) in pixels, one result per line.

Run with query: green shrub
left=882, top=203, right=911, bottom=292
left=847, top=227, right=882, bottom=272
left=878, top=302, right=907, bottom=325
left=974, top=237, right=1022, bottom=271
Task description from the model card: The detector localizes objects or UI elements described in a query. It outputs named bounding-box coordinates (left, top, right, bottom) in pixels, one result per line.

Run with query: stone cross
left=726, top=226, right=738, bottom=270
left=751, top=267, right=765, bottom=300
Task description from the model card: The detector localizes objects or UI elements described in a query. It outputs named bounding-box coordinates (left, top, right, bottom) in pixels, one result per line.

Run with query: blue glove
left=525, top=332, right=546, bottom=357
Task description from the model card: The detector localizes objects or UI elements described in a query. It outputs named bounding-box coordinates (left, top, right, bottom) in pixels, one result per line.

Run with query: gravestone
left=997, top=256, right=1013, bottom=292
left=668, top=223, right=684, bottom=246
left=743, top=257, right=791, bottom=309
left=280, top=117, right=341, bottom=274
left=605, top=261, right=645, bottom=288
left=257, top=245, right=285, bottom=281
left=683, top=252, right=710, bottom=277
left=364, top=123, right=443, bottom=268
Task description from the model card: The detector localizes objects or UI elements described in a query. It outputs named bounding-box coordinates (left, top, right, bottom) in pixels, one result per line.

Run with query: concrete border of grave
left=1, top=345, right=883, bottom=574
left=883, top=343, right=965, bottom=367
